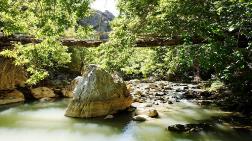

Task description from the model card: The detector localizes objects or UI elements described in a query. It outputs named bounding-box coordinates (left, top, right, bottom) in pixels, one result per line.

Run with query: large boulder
left=0, top=57, right=26, bottom=90
left=31, top=87, right=56, bottom=99
left=61, top=76, right=82, bottom=98
left=65, top=65, right=132, bottom=118
left=0, top=90, right=25, bottom=105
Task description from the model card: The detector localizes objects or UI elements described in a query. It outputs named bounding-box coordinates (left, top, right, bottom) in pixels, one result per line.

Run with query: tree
left=100, top=0, right=252, bottom=86
left=0, top=0, right=92, bottom=84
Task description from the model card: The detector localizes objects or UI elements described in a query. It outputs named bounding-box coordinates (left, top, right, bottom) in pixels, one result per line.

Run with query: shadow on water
left=0, top=102, right=24, bottom=112
left=0, top=98, right=135, bottom=132
left=69, top=110, right=135, bottom=131
left=0, top=97, right=68, bottom=112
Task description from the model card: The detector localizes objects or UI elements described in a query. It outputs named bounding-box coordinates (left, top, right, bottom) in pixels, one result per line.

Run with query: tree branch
left=0, top=34, right=205, bottom=49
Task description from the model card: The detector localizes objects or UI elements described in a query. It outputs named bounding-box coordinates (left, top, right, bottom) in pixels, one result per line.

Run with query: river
left=0, top=99, right=251, bottom=141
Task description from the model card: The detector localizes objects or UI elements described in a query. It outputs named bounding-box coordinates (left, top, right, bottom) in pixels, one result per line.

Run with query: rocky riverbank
left=126, top=79, right=252, bottom=134
left=127, top=79, right=213, bottom=109
left=0, top=58, right=251, bottom=134
left=0, top=74, right=251, bottom=134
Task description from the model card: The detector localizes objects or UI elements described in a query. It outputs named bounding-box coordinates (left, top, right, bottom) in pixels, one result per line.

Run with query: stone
left=145, top=103, right=153, bottom=107
left=61, top=76, right=82, bottom=98
left=167, top=124, right=186, bottom=132
left=0, top=57, right=27, bottom=90
left=167, top=123, right=213, bottom=133
left=149, top=83, right=157, bottom=89
left=133, top=115, right=148, bottom=121
left=39, top=97, right=55, bottom=102
left=188, top=84, right=200, bottom=89
left=138, top=99, right=145, bottom=103
left=134, top=90, right=144, bottom=96
left=135, top=108, right=159, bottom=118
left=133, top=97, right=141, bottom=102
left=173, top=86, right=188, bottom=92
left=0, top=90, right=25, bottom=105
left=126, top=84, right=132, bottom=92
left=130, top=79, right=141, bottom=85
left=168, top=101, right=173, bottom=104
left=164, top=86, right=172, bottom=90
left=156, top=81, right=165, bottom=89
left=42, top=70, right=78, bottom=89
left=65, top=65, right=132, bottom=118
left=147, top=109, right=159, bottom=118
left=155, top=92, right=165, bottom=96
left=104, top=115, right=114, bottom=119
left=31, top=87, right=56, bottom=99
left=153, top=101, right=159, bottom=105
left=187, top=89, right=211, bottom=99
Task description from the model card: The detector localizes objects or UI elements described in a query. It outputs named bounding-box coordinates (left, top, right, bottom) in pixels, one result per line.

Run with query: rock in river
left=133, top=115, right=148, bottom=121
left=31, top=87, right=56, bottom=99
left=61, top=77, right=81, bottom=98
left=0, top=90, right=25, bottom=105
left=135, top=108, right=159, bottom=118
left=167, top=123, right=214, bottom=133
left=147, top=109, right=159, bottom=118
left=65, top=65, right=133, bottom=118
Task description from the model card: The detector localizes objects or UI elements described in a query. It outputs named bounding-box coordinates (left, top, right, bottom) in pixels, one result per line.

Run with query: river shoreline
left=0, top=78, right=251, bottom=134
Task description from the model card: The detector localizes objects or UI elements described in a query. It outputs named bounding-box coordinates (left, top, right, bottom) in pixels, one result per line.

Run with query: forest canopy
left=0, top=0, right=251, bottom=93
left=96, top=0, right=252, bottom=90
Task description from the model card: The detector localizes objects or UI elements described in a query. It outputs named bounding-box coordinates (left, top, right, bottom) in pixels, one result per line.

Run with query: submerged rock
left=168, top=124, right=187, bottom=132
left=133, top=115, right=148, bottom=121
left=0, top=90, right=25, bottom=105
left=167, top=123, right=214, bottom=133
left=65, top=65, right=132, bottom=118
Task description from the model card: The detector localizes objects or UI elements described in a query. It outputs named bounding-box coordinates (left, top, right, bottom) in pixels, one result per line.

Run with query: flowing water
left=0, top=99, right=251, bottom=141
